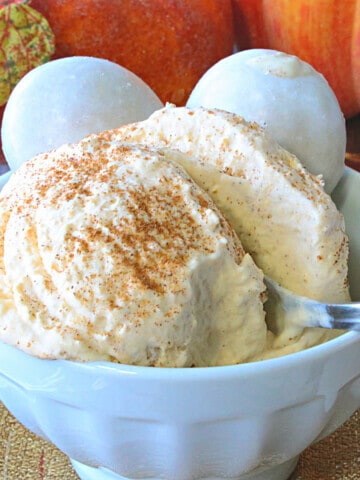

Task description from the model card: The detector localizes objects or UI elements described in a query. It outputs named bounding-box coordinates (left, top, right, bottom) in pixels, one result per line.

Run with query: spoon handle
left=264, top=276, right=360, bottom=331
left=326, top=303, right=360, bottom=330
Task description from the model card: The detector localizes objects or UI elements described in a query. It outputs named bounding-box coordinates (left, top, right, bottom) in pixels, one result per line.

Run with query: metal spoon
left=264, top=276, right=360, bottom=332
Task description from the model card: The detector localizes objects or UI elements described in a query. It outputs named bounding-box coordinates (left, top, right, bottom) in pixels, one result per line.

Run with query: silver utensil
left=264, top=276, right=360, bottom=332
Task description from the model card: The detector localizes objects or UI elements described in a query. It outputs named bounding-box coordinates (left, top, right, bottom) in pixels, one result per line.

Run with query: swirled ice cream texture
left=0, top=106, right=350, bottom=365
left=104, top=105, right=350, bottom=357
left=0, top=141, right=266, bottom=366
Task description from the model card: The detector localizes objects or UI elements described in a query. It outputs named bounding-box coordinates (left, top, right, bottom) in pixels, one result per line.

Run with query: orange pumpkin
left=30, top=0, right=234, bottom=106
left=232, top=0, right=360, bottom=118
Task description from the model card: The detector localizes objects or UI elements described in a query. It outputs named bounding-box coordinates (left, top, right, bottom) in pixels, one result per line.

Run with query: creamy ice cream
left=0, top=106, right=350, bottom=365
left=0, top=140, right=266, bottom=366
left=103, top=105, right=350, bottom=357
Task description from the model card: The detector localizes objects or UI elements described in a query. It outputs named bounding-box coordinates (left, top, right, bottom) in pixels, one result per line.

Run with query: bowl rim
left=2, top=329, right=360, bottom=383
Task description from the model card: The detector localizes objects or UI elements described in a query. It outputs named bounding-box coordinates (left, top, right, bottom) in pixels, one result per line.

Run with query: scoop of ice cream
left=186, top=49, right=346, bottom=194
left=106, top=105, right=350, bottom=356
left=1, top=56, right=163, bottom=172
left=0, top=140, right=266, bottom=366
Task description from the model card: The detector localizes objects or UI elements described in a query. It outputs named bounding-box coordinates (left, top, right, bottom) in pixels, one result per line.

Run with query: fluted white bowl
left=0, top=167, right=360, bottom=480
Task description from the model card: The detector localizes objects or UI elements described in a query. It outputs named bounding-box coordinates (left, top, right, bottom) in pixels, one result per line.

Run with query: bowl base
left=70, top=456, right=299, bottom=480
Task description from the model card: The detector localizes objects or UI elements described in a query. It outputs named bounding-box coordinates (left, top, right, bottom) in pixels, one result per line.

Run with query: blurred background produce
left=231, top=0, right=360, bottom=169
left=30, top=0, right=234, bottom=105
left=0, top=0, right=55, bottom=168
left=0, top=0, right=359, bottom=169
left=232, top=0, right=360, bottom=118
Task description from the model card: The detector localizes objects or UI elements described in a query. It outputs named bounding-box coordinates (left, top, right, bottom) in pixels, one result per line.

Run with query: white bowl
left=1, top=167, right=360, bottom=480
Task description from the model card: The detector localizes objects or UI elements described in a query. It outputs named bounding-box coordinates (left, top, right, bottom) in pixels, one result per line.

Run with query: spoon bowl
left=264, top=276, right=360, bottom=333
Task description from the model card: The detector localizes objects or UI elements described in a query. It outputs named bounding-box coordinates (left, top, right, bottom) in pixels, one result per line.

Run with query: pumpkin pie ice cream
left=105, top=105, right=350, bottom=357
left=0, top=106, right=350, bottom=365
left=0, top=140, right=266, bottom=366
